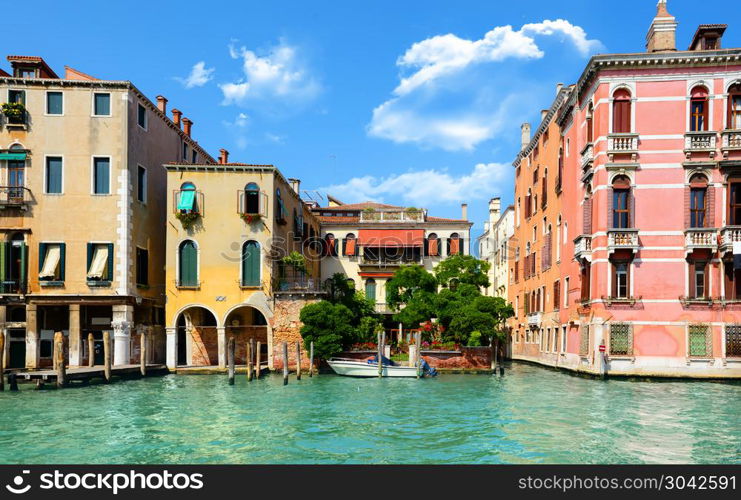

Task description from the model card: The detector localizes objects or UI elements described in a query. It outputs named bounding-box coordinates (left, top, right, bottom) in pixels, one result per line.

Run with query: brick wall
left=270, top=292, right=325, bottom=370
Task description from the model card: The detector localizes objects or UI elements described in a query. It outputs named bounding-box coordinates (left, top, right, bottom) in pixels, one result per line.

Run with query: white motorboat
left=327, top=357, right=421, bottom=378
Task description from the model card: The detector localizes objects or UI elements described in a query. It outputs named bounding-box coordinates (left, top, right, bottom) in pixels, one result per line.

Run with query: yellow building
left=164, top=155, right=321, bottom=369
left=0, top=55, right=213, bottom=369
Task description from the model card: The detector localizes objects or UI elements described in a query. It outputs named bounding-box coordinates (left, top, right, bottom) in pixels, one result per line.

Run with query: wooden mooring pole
left=227, top=337, right=235, bottom=385
left=415, top=331, right=422, bottom=379
left=8, top=373, right=18, bottom=391
left=88, top=333, right=95, bottom=367
left=247, top=339, right=253, bottom=381
left=0, top=330, right=4, bottom=391
left=282, top=342, right=289, bottom=385
left=295, top=341, right=301, bottom=381
left=140, top=331, right=147, bottom=377
left=377, top=332, right=382, bottom=378
left=309, top=341, right=314, bottom=377
left=54, top=332, right=66, bottom=388
left=255, top=341, right=262, bottom=379
left=103, top=331, right=112, bottom=382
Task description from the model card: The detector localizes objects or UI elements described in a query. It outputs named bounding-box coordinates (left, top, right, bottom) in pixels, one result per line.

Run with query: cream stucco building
left=477, top=197, right=514, bottom=299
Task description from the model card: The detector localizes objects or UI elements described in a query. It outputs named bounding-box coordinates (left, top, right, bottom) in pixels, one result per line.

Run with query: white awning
left=87, top=245, right=108, bottom=279
left=39, top=245, right=60, bottom=279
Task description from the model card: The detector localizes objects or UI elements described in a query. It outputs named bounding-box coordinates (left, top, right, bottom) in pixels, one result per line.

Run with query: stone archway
left=224, top=305, right=268, bottom=365
left=176, top=306, right=218, bottom=366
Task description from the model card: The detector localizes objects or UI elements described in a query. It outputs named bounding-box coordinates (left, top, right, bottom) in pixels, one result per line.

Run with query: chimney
left=461, top=203, right=468, bottom=221
left=172, top=108, right=182, bottom=128
left=156, top=95, right=168, bottom=114
left=646, top=0, right=677, bottom=52
left=219, top=148, right=229, bottom=165
left=540, top=109, right=548, bottom=121
left=288, top=178, right=301, bottom=194
left=520, top=123, right=531, bottom=151
left=182, top=117, right=192, bottom=137
left=555, top=83, right=563, bottom=95
left=489, top=197, right=501, bottom=223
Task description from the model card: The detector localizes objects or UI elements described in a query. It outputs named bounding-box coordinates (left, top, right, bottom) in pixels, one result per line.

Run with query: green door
left=242, top=241, right=260, bottom=286
left=179, top=241, right=197, bottom=286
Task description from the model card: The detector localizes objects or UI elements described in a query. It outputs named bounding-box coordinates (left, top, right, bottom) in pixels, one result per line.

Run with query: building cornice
left=513, top=87, right=572, bottom=168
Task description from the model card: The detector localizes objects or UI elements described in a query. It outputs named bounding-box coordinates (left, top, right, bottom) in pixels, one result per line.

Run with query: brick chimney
left=182, top=117, right=192, bottom=137
left=219, top=148, right=229, bottom=165
left=521, top=123, right=531, bottom=151
left=156, top=95, right=168, bottom=114
left=646, top=0, right=677, bottom=52
left=172, top=108, right=182, bottom=128
left=461, top=203, right=468, bottom=221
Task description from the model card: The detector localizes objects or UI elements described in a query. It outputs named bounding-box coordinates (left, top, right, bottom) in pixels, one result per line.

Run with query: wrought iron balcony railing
left=0, top=186, right=31, bottom=209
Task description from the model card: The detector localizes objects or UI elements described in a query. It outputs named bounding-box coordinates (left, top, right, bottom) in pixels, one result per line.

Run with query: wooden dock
left=9, top=364, right=167, bottom=386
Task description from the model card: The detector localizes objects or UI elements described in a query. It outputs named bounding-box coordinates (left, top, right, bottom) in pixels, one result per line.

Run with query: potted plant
left=241, top=213, right=262, bottom=224
left=362, top=207, right=378, bottom=220
left=281, top=251, right=307, bottom=273
left=175, top=211, right=200, bottom=230
left=2, top=102, right=26, bottom=124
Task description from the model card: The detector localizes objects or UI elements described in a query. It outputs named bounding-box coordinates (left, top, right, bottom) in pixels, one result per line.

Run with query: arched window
left=244, top=182, right=260, bottom=215
left=447, top=233, right=461, bottom=256
left=690, top=86, right=709, bottom=132
left=177, top=182, right=197, bottom=213
left=612, top=175, right=632, bottom=228
left=343, top=233, right=357, bottom=256
left=586, top=102, right=594, bottom=143
left=178, top=240, right=198, bottom=287
left=365, top=278, right=377, bottom=302
left=728, top=83, right=741, bottom=129
left=241, top=241, right=260, bottom=287
left=612, top=89, right=632, bottom=133
left=689, top=174, right=708, bottom=228
left=426, top=232, right=440, bottom=257
left=325, top=233, right=337, bottom=257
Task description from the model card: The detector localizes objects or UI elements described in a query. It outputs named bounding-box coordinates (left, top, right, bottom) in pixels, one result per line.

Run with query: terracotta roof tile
left=319, top=201, right=402, bottom=211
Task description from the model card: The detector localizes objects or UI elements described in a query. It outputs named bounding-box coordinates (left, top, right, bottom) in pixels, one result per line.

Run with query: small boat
left=327, top=355, right=436, bottom=378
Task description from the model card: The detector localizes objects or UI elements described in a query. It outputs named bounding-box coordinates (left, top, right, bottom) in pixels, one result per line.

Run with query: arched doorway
left=224, top=305, right=268, bottom=364
left=176, top=306, right=218, bottom=366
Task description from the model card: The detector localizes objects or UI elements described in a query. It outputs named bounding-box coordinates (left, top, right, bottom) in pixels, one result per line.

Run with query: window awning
left=39, top=245, right=60, bottom=279
left=177, top=189, right=196, bottom=211
left=87, top=245, right=109, bottom=279
left=358, top=229, right=424, bottom=247
left=0, top=153, right=26, bottom=160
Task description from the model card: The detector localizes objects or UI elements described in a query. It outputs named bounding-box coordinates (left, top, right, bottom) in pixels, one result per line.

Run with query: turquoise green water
left=0, top=363, right=739, bottom=464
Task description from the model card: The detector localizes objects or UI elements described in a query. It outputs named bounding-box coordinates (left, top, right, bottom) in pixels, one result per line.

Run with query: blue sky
left=8, top=0, right=740, bottom=241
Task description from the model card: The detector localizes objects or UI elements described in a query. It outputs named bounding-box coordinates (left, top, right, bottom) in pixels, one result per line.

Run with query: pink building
left=512, top=1, right=741, bottom=378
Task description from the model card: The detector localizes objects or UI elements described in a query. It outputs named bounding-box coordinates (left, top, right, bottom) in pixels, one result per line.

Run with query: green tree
left=434, top=254, right=491, bottom=290
left=385, top=264, right=438, bottom=309
left=323, top=272, right=377, bottom=326
left=300, top=301, right=356, bottom=360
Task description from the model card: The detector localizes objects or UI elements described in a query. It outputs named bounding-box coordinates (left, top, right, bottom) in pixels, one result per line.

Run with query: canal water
left=0, top=363, right=739, bottom=464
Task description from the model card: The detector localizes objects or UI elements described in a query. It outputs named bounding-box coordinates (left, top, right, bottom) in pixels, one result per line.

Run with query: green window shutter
left=59, top=243, right=66, bottom=281
left=177, top=190, right=196, bottom=211
left=38, top=243, right=47, bottom=273
left=242, top=241, right=260, bottom=286
left=106, top=243, right=114, bottom=281
left=180, top=241, right=197, bottom=286
left=86, top=243, right=93, bottom=275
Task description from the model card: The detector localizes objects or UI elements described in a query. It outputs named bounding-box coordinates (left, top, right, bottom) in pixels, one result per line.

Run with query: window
left=726, top=324, right=741, bottom=358
left=137, top=165, right=147, bottom=203
left=561, top=326, right=567, bottom=353
left=136, top=103, right=147, bottom=129
left=564, top=276, right=570, bottom=307
left=92, top=157, right=110, bottom=194
left=447, top=233, right=461, bottom=256
left=586, top=102, right=594, bottom=143
left=275, top=188, right=287, bottom=222
left=86, top=243, right=113, bottom=282
left=426, top=233, right=440, bottom=257
left=241, top=241, right=260, bottom=287
left=729, top=179, right=741, bottom=225
left=365, top=279, right=377, bottom=302
left=178, top=240, right=198, bottom=287
left=689, top=175, right=707, bottom=228
left=45, top=156, right=63, bottom=194
left=609, top=322, right=633, bottom=356
left=689, top=260, right=709, bottom=299
left=177, top=182, right=197, bottom=213
left=182, top=142, right=187, bottom=161
left=612, top=89, right=632, bottom=133
left=689, top=86, right=708, bottom=131
left=612, top=260, right=629, bottom=299
left=553, top=280, right=560, bottom=311
left=136, top=247, right=149, bottom=286
left=688, top=324, right=711, bottom=357
left=244, top=182, right=260, bottom=214
left=728, top=83, right=741, bottom=129
left=8, top=89, right=25, bottom=104
left=192, top=150, right=197, bottom=163
left=46, top=91, right=63, bottom=115
left=7, top=157, right=25, bottom=201
left=724, top=260, right=741, bottom=301
left=325, top=234, right=337, bottom=257
left=93, top=93, right=110, bottom=116
left=343, top=233, right=357, bottom=257
left=38, top=243, right=65, bottom=282
left=293, top=209, right=304, bottom=238
left=612, top=176, right=631, bottom=228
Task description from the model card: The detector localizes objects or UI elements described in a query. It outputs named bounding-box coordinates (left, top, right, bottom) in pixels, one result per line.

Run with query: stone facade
left=270, top=292, right=324, bottom=370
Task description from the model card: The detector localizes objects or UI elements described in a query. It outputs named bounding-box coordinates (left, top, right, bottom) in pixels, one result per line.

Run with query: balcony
left=360, top=256, right=421, bottom=267
left=720, top=226, right=741, bottom=253
left=0, top=279, right=27, bottom=295
left=2, top=103, right=28, bottom=130
left=684, top=228, right=718, bottom=253
left=360, top=209, right=426, bottom=223
left=721, top=129, right=741, bottom=158
left=0, top=186, right=31, bottom=210
left=684, top=131, right=717, bottom=159
left=607, top=133, right=639, bottom=161
left=607, top=228, right=639, bottom=254
left=527, top=312, right=542, bottom=327
left=574, top=234, right=592, bottom=261
left=602, top=295, right=641, bottom=307
left=580, top=143, right=594, bottom=170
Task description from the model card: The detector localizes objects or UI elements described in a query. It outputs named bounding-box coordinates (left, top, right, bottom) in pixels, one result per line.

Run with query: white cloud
left=177, top=61, right=215, bottom=89
left=369, top=19, right=602, bottom=151
left=318, top=162, right=511, bottom=207
left=220, top=39, right=321, bottom=108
